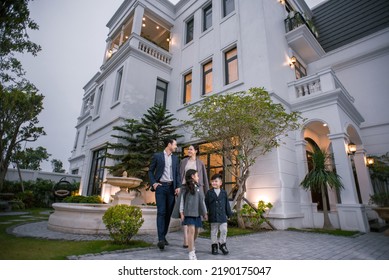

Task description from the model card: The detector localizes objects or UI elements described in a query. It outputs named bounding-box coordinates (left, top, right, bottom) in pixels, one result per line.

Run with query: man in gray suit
left=148, top=138, right=181, bottom=250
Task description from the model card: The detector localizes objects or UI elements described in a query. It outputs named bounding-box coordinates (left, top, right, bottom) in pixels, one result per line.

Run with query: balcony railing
left=287, top=68, right=354, bottom=103
left=284, top=11, right=318, bottom=38
left=137, top=37, right=171, bottom=65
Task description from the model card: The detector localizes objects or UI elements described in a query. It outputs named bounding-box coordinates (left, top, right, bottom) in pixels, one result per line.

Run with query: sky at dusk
left=20, top=0, right=322, bottom=172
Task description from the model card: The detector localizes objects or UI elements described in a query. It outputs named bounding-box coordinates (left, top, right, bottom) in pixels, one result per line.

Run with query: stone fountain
left=48, top=172, right=180, bottom=235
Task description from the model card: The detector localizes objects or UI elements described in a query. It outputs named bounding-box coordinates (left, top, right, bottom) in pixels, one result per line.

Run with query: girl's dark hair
left=189, top=144, right=200, bottom=155
left=185, top=169, right=197, bottom=195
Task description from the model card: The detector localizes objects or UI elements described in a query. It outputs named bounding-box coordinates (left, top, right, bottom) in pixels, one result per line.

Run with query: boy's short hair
left=211, top=173, right=222, bottom=181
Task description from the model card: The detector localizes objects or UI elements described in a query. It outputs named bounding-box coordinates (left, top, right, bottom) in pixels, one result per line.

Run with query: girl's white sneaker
left=188, top=250, right=197, bottom=260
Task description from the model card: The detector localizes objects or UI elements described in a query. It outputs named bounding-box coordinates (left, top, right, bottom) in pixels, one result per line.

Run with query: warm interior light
left=142, top=23, right=146, bottom=27
left=279, top=0, right=285, bottom=4
left=348, top=142, right=357, bottom=155
left=289, top=56, right=297, bottom=66
left=366, top=157, right=375, bottom=166
left=323, top=123, right=328, bottom=127
left=156, top=26, right=160, bottom=29
left=166, top=38, right=170, bottom=42
left=142, top=17, right=145, bottom=21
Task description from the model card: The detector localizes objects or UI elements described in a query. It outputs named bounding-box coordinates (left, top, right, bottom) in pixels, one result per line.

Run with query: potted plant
left=368, top=152, right=389, bottom=235
left=300, top=148, right=344, bottom=229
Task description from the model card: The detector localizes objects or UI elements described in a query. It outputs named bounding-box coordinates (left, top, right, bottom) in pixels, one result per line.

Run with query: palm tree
left=300, top=148, right=344, bottom=229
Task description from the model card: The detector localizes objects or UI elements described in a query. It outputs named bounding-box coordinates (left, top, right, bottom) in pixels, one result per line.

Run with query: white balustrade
left=138, top=40, right=171, bottom=64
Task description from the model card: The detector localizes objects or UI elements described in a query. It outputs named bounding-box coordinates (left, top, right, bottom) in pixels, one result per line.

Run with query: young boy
left=205, top=173, right=232, bottom=255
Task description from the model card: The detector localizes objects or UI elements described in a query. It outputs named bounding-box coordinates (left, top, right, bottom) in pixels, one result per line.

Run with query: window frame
left=94, top=85, right=104, bottom=115
left=113, top=67, right=123, bottom=103
left=185, top=17, right=194, bottom=44
left=203, top=3, right=212, bottom=32
left=183, top=71, right=192, bottom=104
left=222, top=0, right=235, bottom=18
left=202, top=60, right=213, bottom=95
left=224, top=47, right=238, bottom=85
left=154, top=78, right=168, bottom=108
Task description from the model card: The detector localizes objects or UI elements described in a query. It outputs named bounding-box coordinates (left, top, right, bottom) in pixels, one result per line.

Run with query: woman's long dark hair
left=184, top=169, right=197, bottom=195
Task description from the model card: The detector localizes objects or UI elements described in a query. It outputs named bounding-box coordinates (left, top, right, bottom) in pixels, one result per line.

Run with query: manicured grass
left=199, top=226, right=259, bottom=238
left=287, top=227, right=360, bottom=237
left=0, top=208, right=151, bottom=260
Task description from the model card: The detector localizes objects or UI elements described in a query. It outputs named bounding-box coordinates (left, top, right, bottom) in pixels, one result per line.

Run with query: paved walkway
left=5, top=212, right=389, bottom=260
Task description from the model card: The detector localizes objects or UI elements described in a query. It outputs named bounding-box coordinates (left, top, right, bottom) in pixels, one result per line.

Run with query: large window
left=203, top=4, right=212, bottom=31
left=113, top=68, right=123, bottom=102
left=183, top=72, right=192, bottom=103
left=222, top=0, right=235, bottom=17
left=87, top=148, right=107, bottom=196
left=107, top=15, right=133, bottom=60
left=225, top=47, right=238, bottom=84
left=182, top=143, right=237, bottom=199
left=155, top=79, right=168, bottom=108
left=202, top=60, right=213, bottom=95
left=141, top=14, right=170, bottom=51
left=186, top=18, right=194, bottom=44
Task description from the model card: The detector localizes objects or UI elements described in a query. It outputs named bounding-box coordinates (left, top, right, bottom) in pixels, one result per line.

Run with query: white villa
left=69, top=0, right=389, bottom=232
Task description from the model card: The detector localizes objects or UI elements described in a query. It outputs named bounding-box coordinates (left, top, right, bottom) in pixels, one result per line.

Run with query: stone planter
left=372, top=207, right=389, bottom=236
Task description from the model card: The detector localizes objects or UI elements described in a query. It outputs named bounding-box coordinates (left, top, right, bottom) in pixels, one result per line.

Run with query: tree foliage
left=0, top=0, right=41, bottom=83
left=13, top=146, right=50, bottom=170
left=184, top=87, right=303, bottom=228
left=0, top=0, right=45, bottom=191
left=51, top=158, right=65, bottom=173
left=300, top=148, right=344, bottom=229
left=106, top=104, right=182, bottom=184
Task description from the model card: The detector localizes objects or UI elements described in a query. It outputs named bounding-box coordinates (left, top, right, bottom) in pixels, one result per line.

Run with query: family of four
left=148, top=139, right=232, bottom=260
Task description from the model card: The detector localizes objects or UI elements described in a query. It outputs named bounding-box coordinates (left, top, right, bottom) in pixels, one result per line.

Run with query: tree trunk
left=321, top=184, right=333, bottom=229
left=16, top=164, right=24, bottom=192
left=0, top=164, right=7, bottom=192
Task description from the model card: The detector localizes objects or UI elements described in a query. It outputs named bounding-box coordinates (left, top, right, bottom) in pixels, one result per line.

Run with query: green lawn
left=287, top=227, right=360, bottom=237
left=199, top=226, right=259, bottom=238
left=0, top=208, right=151, bottom=260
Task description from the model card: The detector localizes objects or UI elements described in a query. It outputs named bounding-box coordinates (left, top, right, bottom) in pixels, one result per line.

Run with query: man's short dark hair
left=163, top=138, right=176, bottom=148
left=211, top=173, right=222, bottom=181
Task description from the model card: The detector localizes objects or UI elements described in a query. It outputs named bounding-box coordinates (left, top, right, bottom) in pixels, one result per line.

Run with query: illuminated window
left=225, top=47, right=238, bottom=84
left=202, top=60, right=213, bottom=95
left=183, top=72, right=192, bottom=104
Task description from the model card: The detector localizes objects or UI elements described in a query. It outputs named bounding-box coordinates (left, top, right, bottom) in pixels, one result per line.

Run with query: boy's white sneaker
left=188, top=250, right=197, bottom=260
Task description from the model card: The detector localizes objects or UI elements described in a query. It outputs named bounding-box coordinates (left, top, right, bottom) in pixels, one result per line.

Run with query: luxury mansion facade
left=69, top=0, right=389, bottom=232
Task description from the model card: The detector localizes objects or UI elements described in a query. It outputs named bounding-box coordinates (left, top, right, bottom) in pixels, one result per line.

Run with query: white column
left=295, top=139, right=311, bottom=203
left=329, top=133, right=369, bottom=232
left=354, top=149, right=374, bottom=205
left=131, top=3, right=145, bottom=36
left=328, top=133, right=359, bottom=204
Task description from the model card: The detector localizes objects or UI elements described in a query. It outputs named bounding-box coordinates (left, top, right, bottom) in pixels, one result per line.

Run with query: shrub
left=15, top=190, right=35, bottom=208
left=62, top=195, right=103, bottom=204
left=102, top=205, right=144, bottom=244
left=240, top=200, right=273, bottom=230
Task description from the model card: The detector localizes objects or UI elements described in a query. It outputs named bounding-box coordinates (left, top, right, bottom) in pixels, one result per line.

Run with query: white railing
left=288, top=68, right=354, bottom=103
left=138, top=39, right=171, bottom=65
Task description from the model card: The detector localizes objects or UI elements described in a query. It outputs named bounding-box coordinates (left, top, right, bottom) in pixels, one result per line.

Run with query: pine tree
left=106, top=104, right=182, bottom=184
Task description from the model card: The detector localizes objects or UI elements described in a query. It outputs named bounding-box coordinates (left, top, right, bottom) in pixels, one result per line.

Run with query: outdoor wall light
left=366, top=157, right=375, bottom=166
left=347, top=142, right=357, bottom=155
left=278, top=0, right=285, bottom=4
left=289, top=56, right=297, bottom=66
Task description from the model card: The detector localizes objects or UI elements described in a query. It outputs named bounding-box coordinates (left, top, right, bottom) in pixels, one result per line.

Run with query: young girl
left=179, top=169, right=208, bottom=260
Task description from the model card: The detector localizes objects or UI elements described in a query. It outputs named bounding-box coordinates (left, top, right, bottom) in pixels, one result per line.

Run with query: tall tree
left=0, top=0, right=45, bottom=191
left=184, top=87, right=303, bottom=228
left=300, top=148, right=344, bottom=229
left=106, top=104, right=182, bottom=184
left=51, top=158, right=66, bottom=173
left=13, top=146, right=50, bottom=170
left=0, top=0, right=41, bottom=84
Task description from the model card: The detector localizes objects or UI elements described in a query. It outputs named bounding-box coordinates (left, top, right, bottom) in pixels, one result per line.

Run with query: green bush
left=63, top=195, right=103, bottom=204
left=240, top=200, right=273, bottom=230
left=102, top=205, right=144, bottom=244
left=15, top=191, right=35, bottom=208
left=9, top=200, right=25, bottom=210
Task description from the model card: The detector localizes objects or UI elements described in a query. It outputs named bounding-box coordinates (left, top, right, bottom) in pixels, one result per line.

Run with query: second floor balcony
left=284, top=11, right=325, bottom=64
